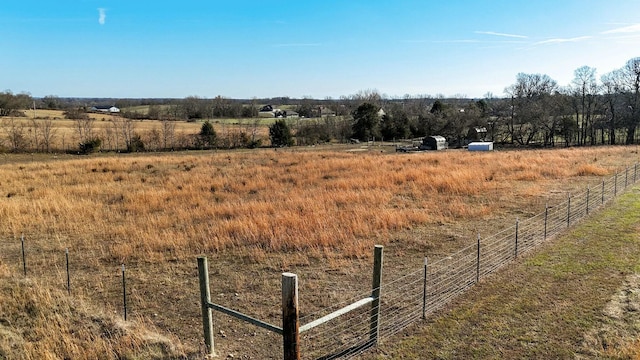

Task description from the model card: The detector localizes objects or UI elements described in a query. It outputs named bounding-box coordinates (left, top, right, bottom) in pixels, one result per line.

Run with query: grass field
left=363, top=186, right=640, bottom=359
left=0, top=145, right=639, bottom=358
left=1, top=110, right=271, bottom=152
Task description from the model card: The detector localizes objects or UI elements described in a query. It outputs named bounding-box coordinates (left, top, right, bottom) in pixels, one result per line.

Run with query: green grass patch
left=366, top=188, right=640, bottom=359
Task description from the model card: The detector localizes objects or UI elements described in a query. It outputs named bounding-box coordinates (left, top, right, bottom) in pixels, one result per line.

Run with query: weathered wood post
left=197, top=256, right=215, bottom=357
left=282, top=272, right=300, bottom=360
left=422, top=257, right=428, bottom=320
left=369, top=245, right=383, bottom=346
left=602, top=180, right=605, bottom=204
left=614, top=172, right=618, bottom=196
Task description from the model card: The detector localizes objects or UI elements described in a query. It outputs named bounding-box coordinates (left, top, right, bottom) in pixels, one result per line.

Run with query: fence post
left=476, top=234, right=481, bottom=283
left=197, top=256, right=215, bottom=357
left=544, top=203, right=548, bottom=240
left=635, top=164, right=637, bottom=183
left=614, top=172, right=618, bottom=196
left=567, top=194, right=571, bottom=228
left=282, top=273, right=300, bottom=360
left=422, top=257, right=428, bottom=320
left=625, top=167, right=629, bottom=188
left=65, top=248, right=71, bottom=295
left=602, top=179, right=605, bottom=204
left=369, top=245, right=384, bottom=346
left=514, top=218, right=519, bottom=259
left=122, top=264, right=128, bottom=321
left=21, top=234, right=26, bottom=276
left=586, top=187, right=590, bottom=216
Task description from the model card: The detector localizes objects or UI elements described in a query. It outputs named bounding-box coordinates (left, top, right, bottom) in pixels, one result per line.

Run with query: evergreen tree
left=199, top=121, right=217, bottom=149
left=269, top=119, right=294, bottom=147
left=351, top=102, right=380, bottom=141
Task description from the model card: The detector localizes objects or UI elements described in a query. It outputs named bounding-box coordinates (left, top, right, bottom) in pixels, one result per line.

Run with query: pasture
left=0, top=145, right=638, bottom=358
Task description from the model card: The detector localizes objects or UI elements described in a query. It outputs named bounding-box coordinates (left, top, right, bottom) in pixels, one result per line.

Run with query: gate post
left=198, top=256, right=215, bottom=356
left=369, top=245, right=384, bottom=345
left=282, top=273, right=300, bottom=360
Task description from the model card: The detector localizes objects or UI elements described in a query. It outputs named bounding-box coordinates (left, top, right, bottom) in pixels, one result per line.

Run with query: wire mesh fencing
left=304, top=164, right=639, bottom=359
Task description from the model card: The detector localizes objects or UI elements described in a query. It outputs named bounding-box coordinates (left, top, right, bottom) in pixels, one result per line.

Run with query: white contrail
left=98, top=8, right=106, bottom=25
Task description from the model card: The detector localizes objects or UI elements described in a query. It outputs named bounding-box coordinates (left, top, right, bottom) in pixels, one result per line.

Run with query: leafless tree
left=569, top=66, right=599, bottom=145
left=3, top=118, right=29, bottom=152
left=161, top=119, right=176, bottom=150
left=75, top=117, right=95, bottom=144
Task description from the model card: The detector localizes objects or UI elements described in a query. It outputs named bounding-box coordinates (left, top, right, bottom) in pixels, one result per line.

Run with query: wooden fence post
left=282, top=272, right=300, bottom=360
left=422, top=257, right=428, bottom=320
left=615, top=172, right=618, bottom=196
left=197, top=256, right=215, bottom=357
left=602, top=180, right=605, bottom=204
left=369, top=245, right=384, bottom=346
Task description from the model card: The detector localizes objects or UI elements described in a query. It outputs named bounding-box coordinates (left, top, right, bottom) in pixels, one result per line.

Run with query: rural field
left=0, top=144, right=639, bottom=359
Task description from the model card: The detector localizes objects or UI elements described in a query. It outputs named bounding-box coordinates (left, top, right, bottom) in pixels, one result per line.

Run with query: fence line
left=293, top=164, right=638, bottom=359
left=1, top=163, right=638, bottom=359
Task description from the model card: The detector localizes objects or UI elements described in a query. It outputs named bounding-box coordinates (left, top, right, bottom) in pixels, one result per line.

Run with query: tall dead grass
left=0, top=273, right=190, bottom=359
left=0, top=146, right=636, bottom=262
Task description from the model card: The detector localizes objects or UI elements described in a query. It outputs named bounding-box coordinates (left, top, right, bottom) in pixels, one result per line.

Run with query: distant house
left=90, top=105, right=120, bottom=113
left=318, top=106, right=336, bottom=117
left=259, top=105, right=294, bottom=118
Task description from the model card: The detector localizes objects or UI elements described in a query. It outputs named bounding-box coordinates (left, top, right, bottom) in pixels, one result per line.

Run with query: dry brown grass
left=0, top=145, right=639, bottom=358
left=1, top=110, right=267, bottom=152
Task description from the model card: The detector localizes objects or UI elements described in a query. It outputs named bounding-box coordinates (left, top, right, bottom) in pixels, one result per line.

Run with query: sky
left=2, top=0, right=640, bottom=99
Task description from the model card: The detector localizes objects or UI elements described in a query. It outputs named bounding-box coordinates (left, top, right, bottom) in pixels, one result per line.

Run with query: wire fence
left=299, top=164, right=639, bottom=359
left=1, top=163, right=638, bottom=360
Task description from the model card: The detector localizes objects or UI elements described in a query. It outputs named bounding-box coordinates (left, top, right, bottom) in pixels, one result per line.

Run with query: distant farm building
left=90, top=105, right=120, bottom=113
left=258, top=105, right=293, bottom=118
left=467, top=127, right=487, bottom=141
left=468, top=142, right=494, bottom=151
left=420, top=135, right=448, bottom=150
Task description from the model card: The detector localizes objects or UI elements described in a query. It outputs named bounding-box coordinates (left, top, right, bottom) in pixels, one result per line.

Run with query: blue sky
left=2, top=1, right=640, bottom=99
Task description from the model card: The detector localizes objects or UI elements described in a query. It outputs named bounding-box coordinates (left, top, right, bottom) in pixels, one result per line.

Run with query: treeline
left=2, top=57, right=639, bottom=151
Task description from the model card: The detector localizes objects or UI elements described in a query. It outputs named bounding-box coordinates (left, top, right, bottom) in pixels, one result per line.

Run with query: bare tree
left=161, top=119, right=176, bottom=150
left=3, top=118, right=29, bottom=152
left=504, top=73, right=558, bottom=145
left=569, top=66, right=599, bottom=145
left=75, top=117, right=95, bottom=144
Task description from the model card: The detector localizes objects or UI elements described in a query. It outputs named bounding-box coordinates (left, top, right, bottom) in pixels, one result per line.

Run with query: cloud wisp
left=475, top=31, right=528, bottom=39
left=534, top=36, right=592, bottom=45
left=98, top=8, right=106, bottom=25
left=601, top=23, right=640, bottom=34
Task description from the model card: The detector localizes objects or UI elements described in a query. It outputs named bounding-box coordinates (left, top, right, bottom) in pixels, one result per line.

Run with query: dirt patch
left=580, top=273, right=640, bottom=358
